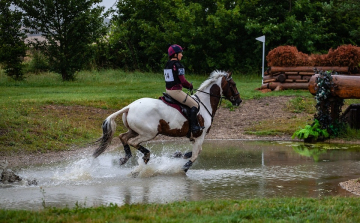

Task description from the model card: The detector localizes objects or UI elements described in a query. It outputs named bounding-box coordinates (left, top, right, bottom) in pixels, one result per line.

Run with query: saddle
left=159, top=93, right=191, bottom=119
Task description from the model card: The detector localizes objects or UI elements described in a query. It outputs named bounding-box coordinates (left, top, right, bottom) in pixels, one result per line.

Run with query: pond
left=1, top=140, right=360, bottom=210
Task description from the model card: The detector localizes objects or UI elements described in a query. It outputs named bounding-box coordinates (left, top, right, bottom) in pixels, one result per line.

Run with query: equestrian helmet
left=168, top=44, right=183, bottom=57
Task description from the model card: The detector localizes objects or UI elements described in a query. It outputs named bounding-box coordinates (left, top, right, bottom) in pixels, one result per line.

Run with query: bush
left=267, top=45, right=360, bottom=67
left=24, top=49, right=49, bottom=74
left=327, top=45, right=360, bottom=67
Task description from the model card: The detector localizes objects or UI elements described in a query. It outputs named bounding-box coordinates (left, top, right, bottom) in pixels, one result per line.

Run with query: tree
left=14, top=0, right=106, bottom=81
left=0, top=0, right=27, bottom=80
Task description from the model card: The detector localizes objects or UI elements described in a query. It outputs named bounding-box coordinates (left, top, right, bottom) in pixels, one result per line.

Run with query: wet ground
left=1, top=140, right=360, bottom=210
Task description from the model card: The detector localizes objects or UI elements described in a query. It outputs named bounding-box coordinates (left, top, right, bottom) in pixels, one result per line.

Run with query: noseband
left=225, top=77, right=239, bottom=103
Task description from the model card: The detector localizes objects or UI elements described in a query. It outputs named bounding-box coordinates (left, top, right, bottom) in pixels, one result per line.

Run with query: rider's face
left=177, top=52, right=183, bottom=60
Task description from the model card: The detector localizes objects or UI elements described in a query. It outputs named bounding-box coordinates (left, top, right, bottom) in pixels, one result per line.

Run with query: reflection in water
left=292, top=144, right=327, bottom=162
left=1, top=140, right=360, bottom=210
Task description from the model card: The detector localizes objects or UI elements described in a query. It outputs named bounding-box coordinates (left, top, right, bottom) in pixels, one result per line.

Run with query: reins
left=188, top=75, right=239, bottom=123
left=191, top=88, right=224, bottom=123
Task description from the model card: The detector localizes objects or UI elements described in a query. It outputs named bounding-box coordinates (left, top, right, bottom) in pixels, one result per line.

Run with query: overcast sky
left=97, top=0, right=118, bottom=11
left=11, top=1, right=118, bottom=12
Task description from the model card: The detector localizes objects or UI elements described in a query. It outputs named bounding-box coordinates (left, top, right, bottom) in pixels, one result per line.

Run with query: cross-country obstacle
left=260, top=66, right=359, bottom=91
left=308, top=74, right=360, bottom=129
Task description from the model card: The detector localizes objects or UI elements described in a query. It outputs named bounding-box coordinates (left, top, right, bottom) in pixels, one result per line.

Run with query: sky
left=11, top=1, right=118, bottom=12
left=97, top=0, right=118, bottom=12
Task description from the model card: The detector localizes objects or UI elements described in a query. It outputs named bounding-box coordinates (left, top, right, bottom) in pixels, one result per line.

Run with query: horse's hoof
left=119, top=157, right=129, bottom=165
left=143, top=153, right=150, bottom=164
left=182, top=160, right=193, bottom=172
left=183, top=152, right=192, bottom=159
left=172, top=151, right=183, bottom=158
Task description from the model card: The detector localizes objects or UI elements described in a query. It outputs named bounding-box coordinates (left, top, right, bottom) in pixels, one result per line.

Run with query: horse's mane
left=198, top=70, right=228, bottom=91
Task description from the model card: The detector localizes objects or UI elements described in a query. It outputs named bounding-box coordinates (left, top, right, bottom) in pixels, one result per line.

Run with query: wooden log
left=268, top=82, right=309, bottom=90
left=285, top=79, right=294, bottom=83
left=276, top=73, right=286, bottom=83
left=298, top=72, right=316, bottom=76
left=287, top=75, right=302, bottom=80
left=269, top=66, right=349, bottom=73
left=302, top=75, right=312, bottom=81
left=263, top=74, right=279, bottom=80
left=309, top=74, right=360, bottom=99
left=263, top=78, right=276, bottom=83
left=260, top=83, right=269, bottom=89
left=295, top=79, right=309, bottom=83
left=285, top=72, right=299, bottom=75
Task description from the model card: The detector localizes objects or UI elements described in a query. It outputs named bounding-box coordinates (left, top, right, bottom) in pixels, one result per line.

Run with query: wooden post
left=309, top=74, right=360, bottom=99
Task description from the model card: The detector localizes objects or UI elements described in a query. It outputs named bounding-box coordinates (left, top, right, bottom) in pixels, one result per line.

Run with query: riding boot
left=190, top=106, right=201, bottom=134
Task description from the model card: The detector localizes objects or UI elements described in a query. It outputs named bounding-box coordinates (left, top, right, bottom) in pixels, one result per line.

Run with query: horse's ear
left=227, top=71, right=232, bottom=78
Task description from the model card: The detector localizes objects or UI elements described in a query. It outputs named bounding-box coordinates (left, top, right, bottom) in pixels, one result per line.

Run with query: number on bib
left=164, top=69, right=174, bottom=82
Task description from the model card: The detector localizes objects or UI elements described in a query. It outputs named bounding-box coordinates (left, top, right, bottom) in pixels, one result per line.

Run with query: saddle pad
left=159, top=97, right=186, bottom=118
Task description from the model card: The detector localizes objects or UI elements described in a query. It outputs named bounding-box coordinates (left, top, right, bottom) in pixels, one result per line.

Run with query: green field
left=1, top=197, right=360, bottom=222
left=0, top=69, right=311, bottom=154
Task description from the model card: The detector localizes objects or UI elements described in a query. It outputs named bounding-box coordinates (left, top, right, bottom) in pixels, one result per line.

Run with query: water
left=1, top=140, right=360, bottom=210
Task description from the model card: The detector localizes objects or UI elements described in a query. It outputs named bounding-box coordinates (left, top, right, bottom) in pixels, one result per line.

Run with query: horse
left=93, top=70, right=242, bottom=172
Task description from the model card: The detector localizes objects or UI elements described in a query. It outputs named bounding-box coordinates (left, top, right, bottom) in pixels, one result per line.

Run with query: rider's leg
left=165, top=90, right=201, bottom=134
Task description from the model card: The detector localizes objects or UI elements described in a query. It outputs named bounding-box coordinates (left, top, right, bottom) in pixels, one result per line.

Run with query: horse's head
left=221, top=72, right=242, bottom=106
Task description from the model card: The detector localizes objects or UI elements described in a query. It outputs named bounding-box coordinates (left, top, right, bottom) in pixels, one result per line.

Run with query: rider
left=164, top=44, right=201, bottom=134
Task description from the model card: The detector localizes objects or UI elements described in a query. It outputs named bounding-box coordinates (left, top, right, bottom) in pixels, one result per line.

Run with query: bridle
left=192, top=76, right=239, bottom=122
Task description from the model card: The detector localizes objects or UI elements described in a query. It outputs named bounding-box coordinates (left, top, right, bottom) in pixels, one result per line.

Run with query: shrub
left=266, top=46, right=299, bottom=67
left=267, top=45, right=360, bottom=67
left=327, top=45, right=360, bottom=67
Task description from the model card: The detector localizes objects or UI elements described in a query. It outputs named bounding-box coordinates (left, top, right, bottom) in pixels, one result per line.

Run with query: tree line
left=0, top=0, right=359, bottom=81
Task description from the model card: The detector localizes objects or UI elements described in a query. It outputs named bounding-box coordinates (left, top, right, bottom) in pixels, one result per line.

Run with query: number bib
left=164, top=69, right=174, bottom=82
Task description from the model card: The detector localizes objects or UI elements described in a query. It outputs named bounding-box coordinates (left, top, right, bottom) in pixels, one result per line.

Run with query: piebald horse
left=93, top=70, right=242, bottom=172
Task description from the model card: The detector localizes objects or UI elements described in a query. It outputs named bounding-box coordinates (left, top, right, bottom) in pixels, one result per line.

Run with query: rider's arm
left=179, top=75, right=193, bottom=89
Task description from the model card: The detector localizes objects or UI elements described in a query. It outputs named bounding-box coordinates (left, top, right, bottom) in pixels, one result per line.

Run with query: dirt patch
left=339, top=179, right=360, bottom=196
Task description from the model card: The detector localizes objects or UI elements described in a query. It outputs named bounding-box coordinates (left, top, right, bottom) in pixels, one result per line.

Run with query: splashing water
left=130, top=156, right=188, bottom=178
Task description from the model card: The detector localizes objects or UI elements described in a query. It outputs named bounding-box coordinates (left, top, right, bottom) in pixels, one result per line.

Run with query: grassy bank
left=0, top=69, right=358, bottom=154
left=1, top=197, right=360, bottom=222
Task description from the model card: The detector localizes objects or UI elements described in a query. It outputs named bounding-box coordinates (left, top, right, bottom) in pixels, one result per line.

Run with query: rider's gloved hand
left=189, top=83, right=193, bottom=90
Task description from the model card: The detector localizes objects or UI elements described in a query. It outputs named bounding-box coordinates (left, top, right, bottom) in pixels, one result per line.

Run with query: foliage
left=86, top=0, right=360, bottom=74
left=292, top=144, right=326, bottom=162
left=0, top=0, right=27, bottom=80
left=292, top=119, right=329, bottom=141
left=24, top=49, right=49, bottom=74
left=327, top=44, right=360, bottom=67
left=314, top=70, right=345, bottom=135
left=267, top=45, right=360, bottom=67
left=292, top=70, right=346, bottom=141
left=266, top=46, right=299, bottom=67
left=14, top=0, right=107, bottom=81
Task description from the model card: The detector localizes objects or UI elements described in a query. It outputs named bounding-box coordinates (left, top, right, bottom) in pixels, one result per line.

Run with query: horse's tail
left=93, top=106, right=130, bottom=158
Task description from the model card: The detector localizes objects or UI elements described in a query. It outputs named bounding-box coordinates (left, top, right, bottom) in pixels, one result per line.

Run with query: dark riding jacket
left=164, top=60, right=192, bottom=90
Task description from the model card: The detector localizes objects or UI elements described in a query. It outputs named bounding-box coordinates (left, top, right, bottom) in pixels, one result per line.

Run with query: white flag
left=256, top=35, right=265, bottom=43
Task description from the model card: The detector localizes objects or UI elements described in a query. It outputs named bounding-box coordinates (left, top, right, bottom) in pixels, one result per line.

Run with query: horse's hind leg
left=128, top=135, right=155, bottom=164
left=119, top=130, right=138, bottom=165
left=136, top=145, right=150, bottom=164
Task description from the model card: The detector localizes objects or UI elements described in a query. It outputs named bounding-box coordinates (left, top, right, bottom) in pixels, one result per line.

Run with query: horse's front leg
left=183, top=139, right=203, bottom=172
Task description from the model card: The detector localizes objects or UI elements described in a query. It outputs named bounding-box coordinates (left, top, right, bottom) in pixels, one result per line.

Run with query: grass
left=1, top=197, right=360, bottom=222
left=1, top=69, right=360, bottom=154
left=2, top=70, right=360, bottom=220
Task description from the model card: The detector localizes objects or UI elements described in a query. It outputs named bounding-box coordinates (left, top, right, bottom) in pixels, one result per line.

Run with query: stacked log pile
left=261, top=66, right=359, bottom=90
left=259, top=45, right=360, bottom=91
